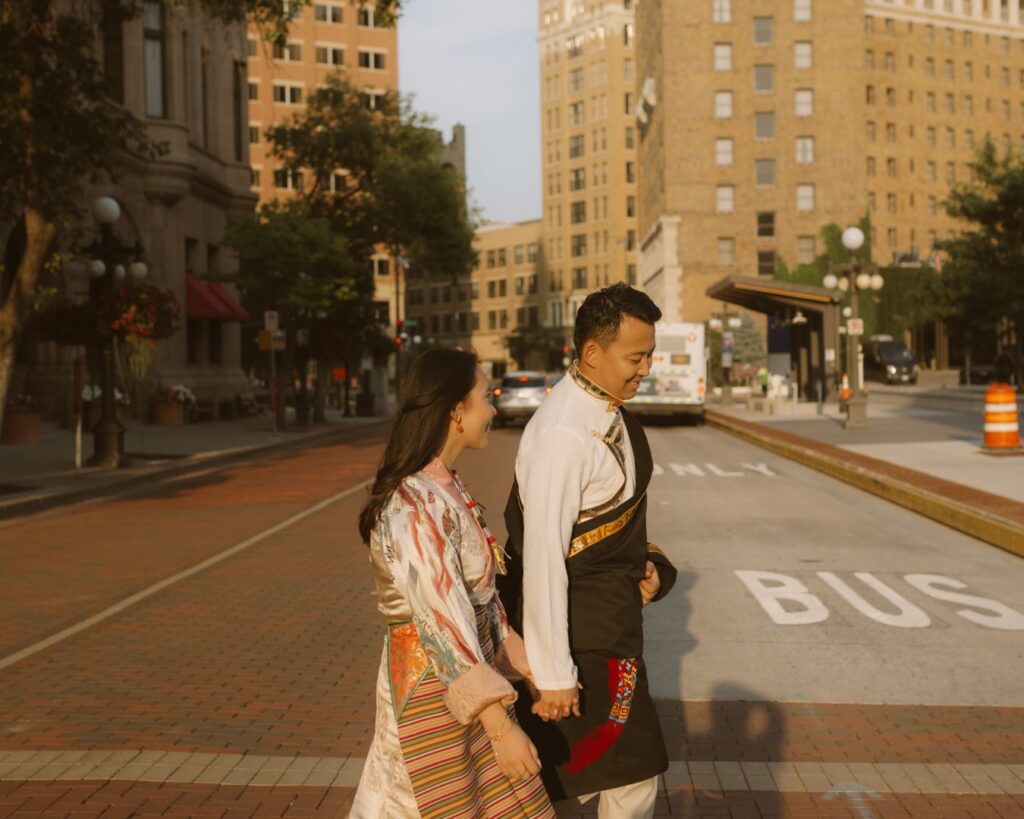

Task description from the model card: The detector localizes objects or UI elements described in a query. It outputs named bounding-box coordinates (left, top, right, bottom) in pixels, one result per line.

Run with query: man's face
left=586, top=316, right=656, bottom=400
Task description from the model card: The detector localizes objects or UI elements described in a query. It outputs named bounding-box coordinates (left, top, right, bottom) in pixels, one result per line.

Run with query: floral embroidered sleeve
left=381, top=479, right=517, bottom=724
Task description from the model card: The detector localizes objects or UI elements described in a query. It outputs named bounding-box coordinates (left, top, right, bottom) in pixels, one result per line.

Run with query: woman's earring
left=456, top=417, right=465, bottom=434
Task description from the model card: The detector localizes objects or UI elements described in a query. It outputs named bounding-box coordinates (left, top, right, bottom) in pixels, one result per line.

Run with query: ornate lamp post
left=86, top=196, right=147, bottom=468
left=822, top=226, right=884, bottom=429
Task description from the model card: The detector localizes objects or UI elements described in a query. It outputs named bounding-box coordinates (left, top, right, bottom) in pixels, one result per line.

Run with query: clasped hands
left=530, top=561, right=660, bottom=722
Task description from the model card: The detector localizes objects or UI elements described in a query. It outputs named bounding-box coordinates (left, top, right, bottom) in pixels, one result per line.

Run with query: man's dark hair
left=573, top=283, right=662, bottom=356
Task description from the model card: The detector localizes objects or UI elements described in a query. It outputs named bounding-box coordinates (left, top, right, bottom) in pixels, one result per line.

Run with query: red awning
left=186, top=274, right=229, bottom=320
left=207, top=281, right=251, bottom=323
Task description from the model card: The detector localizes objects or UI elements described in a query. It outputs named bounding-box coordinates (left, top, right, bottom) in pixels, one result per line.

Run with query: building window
left=865, top=50, right=875, bottom=70
left=358, top=7, right=377, bottom=26
left=625, top=126, right=636, bottom=148
left=887, top=193, right=898, bottom=213
left=569, top=168, right=586, bottom=190
left=795, top=136, right=814, bottom=164
left=796, top=184, right=815, bottom=211
left=569, top=101, right=585, bottom=125
left=886, top=122, right=897, bottom=143
left=715, top=90, right=734, bottom=118
left=926, top=92, right=936, bottom=112
left=945, top=127, right=956, bottom=149
left=626, top=196, right=636, bottom=217
left=794, top=41, right=813, bottom=69
left=885, top=52, right=895, bottom=72
left=757, top=251, right=776, bottom=276
left=624, top=23, right=635, bottom=46
left=714, top=43, right=733, bottom=71
left=248, top=82, right=258, bottom=101
left=754, top=16, right=774, bottom=44
left=715, top=138, right=734, bottom=165
left=571, top=235, right=588, bottom=257
left=757, top=211, right=775, bottom=238
left=248, top=124, right=260, bottom=144
left=867, top=85, right=876, bottom=105
left=571, top=201, right=586, bottom=223
left=755, top=111, right=775, bottom=139
left=143, top=1, right=166, bottom=118
left=755, top=159, right=776, bottom=186
left=273, top=169, right=304, bottom=190
left=797, top=236, right=816, bottom=264
left=716, top=185, right=735, bottom=213
left=794, top=0, right=812, bottom=21
left=867, top=156, right=876, bottom=176
left=358, top=50, right=387, bottom=70
left=867, top=121, right=876, bottom=141
left=273, top=83, right=303, bottom=104
left=569, top=134, right=585, bottom=158
left=570, top=67, right=585, bottom=92
left=626, top=161, right=636, bottom=183
left=927, top=127, right=936, bottom=147
left=102, top=2, right=125, bottom=103
left=273, top=40, right=302, bottom=61
left=316, top=46, right=344, bottom=66
left=315, top=4, right=343, bottom=22
left=795, top=88, right=813, bottom=116
left=713, top=0, right=731, bottom=23
left=887, top=157, right=897, bottom=177
left=572, top=267, right=588, bottom=289
left=717, top=237, right=736, bottom=265
left=754, top=64, right=775, bottom=92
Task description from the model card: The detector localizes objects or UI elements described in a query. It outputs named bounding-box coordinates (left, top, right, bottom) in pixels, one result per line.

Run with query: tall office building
left=246, top=1, right=402, bottom=327
left=638, top=0, right=1024, bottom=366
left=538, top=0, right=641, bottom=349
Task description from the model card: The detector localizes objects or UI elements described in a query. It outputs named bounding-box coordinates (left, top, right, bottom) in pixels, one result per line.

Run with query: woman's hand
left=489, top=720, right=542, bottom=782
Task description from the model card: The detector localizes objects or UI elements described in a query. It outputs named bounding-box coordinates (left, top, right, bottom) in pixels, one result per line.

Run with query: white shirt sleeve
left=516, top=426, right=588, bottom=690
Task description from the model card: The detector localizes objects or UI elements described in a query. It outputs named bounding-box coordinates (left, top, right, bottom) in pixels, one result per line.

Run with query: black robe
left=499, top=408, right=677, bottom=800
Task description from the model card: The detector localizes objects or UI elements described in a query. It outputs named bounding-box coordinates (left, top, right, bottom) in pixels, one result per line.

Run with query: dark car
left=863, top=337, right=919, bottom=385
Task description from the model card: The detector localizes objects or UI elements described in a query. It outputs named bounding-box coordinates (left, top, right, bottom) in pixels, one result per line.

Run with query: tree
left=0, top=0, right=401, bottom=429
left=937, top=137, right=1024, bottom=385
left=225, top=198, right=367, bottom=429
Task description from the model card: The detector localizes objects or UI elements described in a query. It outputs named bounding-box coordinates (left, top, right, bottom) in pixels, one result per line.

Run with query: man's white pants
left=552, top=775, right=658, bottom=818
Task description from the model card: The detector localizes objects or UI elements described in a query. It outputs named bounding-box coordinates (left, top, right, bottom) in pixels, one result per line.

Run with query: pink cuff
left=444, top=662, right=517, bottom=724
left=494, top=631, right=532, bottom=683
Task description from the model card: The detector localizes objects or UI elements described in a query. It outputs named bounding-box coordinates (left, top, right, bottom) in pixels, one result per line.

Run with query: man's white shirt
left=514, top=368, right=636, bottom=690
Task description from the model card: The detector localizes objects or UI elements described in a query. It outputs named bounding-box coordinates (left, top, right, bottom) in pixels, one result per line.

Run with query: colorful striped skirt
left=349, top=607, right=554, bottom=818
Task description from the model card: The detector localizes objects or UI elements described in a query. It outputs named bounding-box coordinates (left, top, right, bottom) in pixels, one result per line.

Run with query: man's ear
left=581, top=338, right=602, bottom=367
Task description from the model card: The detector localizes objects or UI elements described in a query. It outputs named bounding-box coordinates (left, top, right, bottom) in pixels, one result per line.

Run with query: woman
left=349, top=348, right=554, bottom=818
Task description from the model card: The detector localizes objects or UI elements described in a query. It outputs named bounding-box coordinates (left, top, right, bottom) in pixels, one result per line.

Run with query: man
left=500, top=284, right=677, bottom=818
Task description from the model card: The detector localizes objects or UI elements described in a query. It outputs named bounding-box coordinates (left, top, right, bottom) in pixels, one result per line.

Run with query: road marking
left=0, top=478, right=373, bottom=673
left=736, top=571, right=1024, bottom=631
left=0, top=750, right=1021, bottom=795
left=655, top=463, right=776, bottom=478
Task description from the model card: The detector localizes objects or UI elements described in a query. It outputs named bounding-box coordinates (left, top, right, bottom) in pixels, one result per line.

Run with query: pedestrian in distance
left=499, top=284, right=678, bottom=818
left=348, top=348, right=555, bottom=818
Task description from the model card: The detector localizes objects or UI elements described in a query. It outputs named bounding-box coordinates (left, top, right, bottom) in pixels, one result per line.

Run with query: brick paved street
left=1, top=423, right=1022, bottom=817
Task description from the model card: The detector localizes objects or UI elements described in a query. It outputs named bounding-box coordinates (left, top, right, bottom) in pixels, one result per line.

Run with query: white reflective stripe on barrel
left=985, top=403, right=1020, bottom=413
left=984, top=422, right=1020, bottom=433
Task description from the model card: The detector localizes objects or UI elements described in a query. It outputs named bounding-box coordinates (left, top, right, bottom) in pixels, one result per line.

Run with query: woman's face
left=456, top=368, right=497, bottom=450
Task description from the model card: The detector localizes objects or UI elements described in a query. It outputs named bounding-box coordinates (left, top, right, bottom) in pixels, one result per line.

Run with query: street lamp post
left=86, top=197, right=147, bottom=468
left=822, top=226, right=884, bottom=429
left=708, top=303, right=743, bottom=404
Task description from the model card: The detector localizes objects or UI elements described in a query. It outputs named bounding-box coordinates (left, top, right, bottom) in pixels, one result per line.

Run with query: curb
left=705, top=410, right=1024, bottom=560
left=0, top=418, right=391, bottom=522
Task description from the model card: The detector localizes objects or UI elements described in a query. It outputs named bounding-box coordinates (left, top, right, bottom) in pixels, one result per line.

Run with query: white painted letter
left=817, top=572, right=931, bottom=628
left=904, top=574, right=1024, bottom=631
left=706, top=464, right=745, bottom=477
left=735, top=571, right=830, bottom=625
left=743, top=463, right=776, bottom=477
left=669, top=462, right=705, bottom=477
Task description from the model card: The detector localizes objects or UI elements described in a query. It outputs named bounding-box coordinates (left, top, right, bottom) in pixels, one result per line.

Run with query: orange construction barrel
left=983, top=383, right=1021, bottom=450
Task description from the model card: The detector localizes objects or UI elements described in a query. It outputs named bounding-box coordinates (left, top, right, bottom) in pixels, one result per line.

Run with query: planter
left=151, top=400, right=186, bottom=426
left=1, top=406, right=43, bottom=444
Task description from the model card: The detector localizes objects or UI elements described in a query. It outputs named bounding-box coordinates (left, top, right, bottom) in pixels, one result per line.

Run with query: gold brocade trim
left=647, top=544, right=667, bottom=559
left=570, top=361, right=624, bottom=411
left=568, top=495, right=644, bottom=558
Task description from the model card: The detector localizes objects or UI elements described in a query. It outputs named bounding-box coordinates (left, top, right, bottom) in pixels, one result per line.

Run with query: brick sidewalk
left=2, top=429, right=1023, bottom=817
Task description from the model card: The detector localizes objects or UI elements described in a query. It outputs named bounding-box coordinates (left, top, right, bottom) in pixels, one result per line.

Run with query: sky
left=398, top=0, right=542, bottom=225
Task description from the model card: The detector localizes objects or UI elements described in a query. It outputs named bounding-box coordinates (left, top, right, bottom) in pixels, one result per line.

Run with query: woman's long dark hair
left=358, top=347, right=479, bottom=543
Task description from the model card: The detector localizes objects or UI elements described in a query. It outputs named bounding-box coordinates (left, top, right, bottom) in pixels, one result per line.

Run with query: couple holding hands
left=349, top=284, right=677, bottom=818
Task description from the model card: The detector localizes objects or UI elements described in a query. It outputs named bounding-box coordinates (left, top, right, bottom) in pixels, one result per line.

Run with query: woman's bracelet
left=486, top=715, right=511, bottom=743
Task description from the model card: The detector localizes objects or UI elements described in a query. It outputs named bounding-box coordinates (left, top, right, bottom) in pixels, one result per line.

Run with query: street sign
left=258, top=330, right=287, bottom=352
left=825, top=347, right=836, bottom=363
left=721, top=352, right=733, bottom=368
left=264, top=310, right=279, bottom=333
left=847, top=318, right=864, bottom=336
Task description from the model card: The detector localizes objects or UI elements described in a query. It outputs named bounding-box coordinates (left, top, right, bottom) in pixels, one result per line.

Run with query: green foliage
left=936, top=137, right=1024, bottom=380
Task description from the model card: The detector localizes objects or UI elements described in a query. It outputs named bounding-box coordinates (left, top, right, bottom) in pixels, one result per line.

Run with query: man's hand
left=640, top=560, right=661, bottom=606
left=530, top=685, right=581, bottom=722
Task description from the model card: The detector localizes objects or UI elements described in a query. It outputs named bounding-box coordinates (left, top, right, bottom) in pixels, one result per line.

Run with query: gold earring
left=456, top=417, right=464, bottom=433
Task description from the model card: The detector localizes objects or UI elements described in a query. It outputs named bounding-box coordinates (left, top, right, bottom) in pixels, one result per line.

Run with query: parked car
left=863, top=336, right=919, bottom=385
left=492, top=371, right=555, bottom=427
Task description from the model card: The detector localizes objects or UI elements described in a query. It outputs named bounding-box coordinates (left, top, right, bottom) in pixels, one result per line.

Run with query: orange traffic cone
left=840, top=372, right=851, bottom=401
